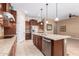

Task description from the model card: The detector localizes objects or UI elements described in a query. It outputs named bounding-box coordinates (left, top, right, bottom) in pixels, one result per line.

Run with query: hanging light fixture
left=40, top=8, right=43, bottom=25
left=0, top=14, right=3, bottom=18
left=55, top=3, right=59, bottom=21
left=46, top=3, right=48, bottom=24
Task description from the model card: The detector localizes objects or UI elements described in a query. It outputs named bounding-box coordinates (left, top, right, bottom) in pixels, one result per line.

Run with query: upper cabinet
left=38, top=21, right=44, bottom=31
left=0, top=3, right=11, bottom=12
left=30, top=19, right=38, bottom=25
left=0, top=3, right=17, bottom=35
left=0, top=3, right=16, bottom=27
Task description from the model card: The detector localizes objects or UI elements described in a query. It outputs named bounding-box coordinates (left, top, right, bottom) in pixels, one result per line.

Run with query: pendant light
left=40, top=8, right=43, bottom=25
left=55, top=3, right=59, bottom=21
left=0, top=14, right=3, bottom=18
left=46, top=3, right=48, bottom=24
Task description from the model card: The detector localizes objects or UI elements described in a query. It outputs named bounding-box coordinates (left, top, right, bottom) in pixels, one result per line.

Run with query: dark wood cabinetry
left=0, top=3, right=16, bottom=36
left=4, top=10, right=16, bottom=36
left=51, top=40, right=64, bottom=56
left=33, top=34, right=64, bottom=56
left=30, top=19, right=37, bottom=25
left=25, top=19, right=44, bottom=40
left=25, top=33, right=31, bottom=40
left=38, top=21, right=44, bottom=31
left=33, top=35, right=42, bottom=51
left=25, top=21, right=31, bottom=40
left=25, top=20, right=38, bottom=40
left=38, top=36, right=42, bottom=51
left=0, top=3, right=11, bottom=12
left=33, top=35, right=36, bottom=45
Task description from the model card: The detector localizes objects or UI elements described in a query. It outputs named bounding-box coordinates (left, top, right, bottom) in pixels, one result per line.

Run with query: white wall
left=16, top=10, right=25, bottom=43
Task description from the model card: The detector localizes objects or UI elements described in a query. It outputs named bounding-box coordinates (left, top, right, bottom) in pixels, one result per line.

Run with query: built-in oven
left=42, top=37, right=51, bottom=56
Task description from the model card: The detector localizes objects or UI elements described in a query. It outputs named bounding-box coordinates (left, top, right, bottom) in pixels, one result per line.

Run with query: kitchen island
left=32, top=33, right=71, bottom=56
left=0, top=36, right=16, bottom=56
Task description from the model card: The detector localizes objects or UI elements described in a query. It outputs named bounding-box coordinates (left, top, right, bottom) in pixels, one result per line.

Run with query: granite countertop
left=0, top=36, right=16, bottom=56
left=32, top=33, right=71, bottom=40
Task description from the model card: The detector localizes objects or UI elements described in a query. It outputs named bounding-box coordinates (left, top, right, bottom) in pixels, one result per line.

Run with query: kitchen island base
left=33, top=34, right=65, bottom=56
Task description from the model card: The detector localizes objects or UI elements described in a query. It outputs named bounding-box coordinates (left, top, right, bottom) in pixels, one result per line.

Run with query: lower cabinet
left=33, top=35, right=36, bottom=46
left=42, top=38, right=64, bottom=56
left=25, top=33, right=31, bottom=40
left=33, top=35, right=64, bottom=56
left=51, top=40, right=64, bottom=56
left=33, top=35, right=42, bottom=51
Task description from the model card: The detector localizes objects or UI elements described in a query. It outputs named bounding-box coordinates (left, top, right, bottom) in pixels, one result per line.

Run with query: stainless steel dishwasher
left=42, top=37, right=51, bottom=56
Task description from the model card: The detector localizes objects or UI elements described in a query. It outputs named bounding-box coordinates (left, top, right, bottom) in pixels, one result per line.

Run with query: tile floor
left=16, top=39, right=79, bottom=56
left=16, top=40, right=44, bottom=56
left=67, top=39, right=79, bottom=56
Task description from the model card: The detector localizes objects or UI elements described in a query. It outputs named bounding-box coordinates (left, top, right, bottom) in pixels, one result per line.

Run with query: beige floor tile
left=67, top=39, right=79, bottom=56
left=16, top=40, right=44, bottom=56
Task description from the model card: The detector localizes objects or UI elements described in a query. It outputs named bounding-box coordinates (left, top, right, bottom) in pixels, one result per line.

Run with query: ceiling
left=11, top=3, right=79, bottom=20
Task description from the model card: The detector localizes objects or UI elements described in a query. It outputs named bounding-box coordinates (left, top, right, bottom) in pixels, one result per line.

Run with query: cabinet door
left=33, top=35, right=36, bottom=45
left=0, top=3, right=11, bottom=12
left=36, top=36, right=39, bottom=48
left=26, top=33, right=31, bottom=40
left=51, top=40, right=64, bottom=56
left=38, top=21, right=44, bottom=30
left=30, top=19, right=37, bottom=25
left=38, top=36, right=42, bottom=51
left=0, top=3, right=6, bottom=11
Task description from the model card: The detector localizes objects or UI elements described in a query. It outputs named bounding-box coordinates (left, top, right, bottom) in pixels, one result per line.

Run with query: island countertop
left=0, top=36, right=16, bottom=56
left=32, top=32, right=71, bottom=40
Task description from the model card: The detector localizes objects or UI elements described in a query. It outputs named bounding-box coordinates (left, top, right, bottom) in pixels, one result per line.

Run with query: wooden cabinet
left=25, top=33, right=31, bottom=40
left=0, top=3, right=16, bottom=36
left=51, top=40, right=64, bottom=56
left=38, top=21, right=44, bottom=31
left=42, top=38, right=64, bottom=56
left=25, top=21, right=31, bottom=33
left=25, top=20, right=37, bottom=40
left=38, top=36, right=42, bottom=51
left=25, top=21, right=31, bottom=40
left=33, top=35, right=64, bottom=56
left=33, top=35, right=42, bottom=51
left=4, top=17, right=16, bottom=35
left=33, top=35, right=37, bottom=46
left=30, top=19, right=37, bottom=25
left=0, top=3, right=11, bottom=12
left=4, top=10, right=16, bottom=35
